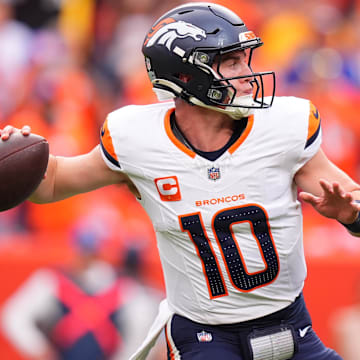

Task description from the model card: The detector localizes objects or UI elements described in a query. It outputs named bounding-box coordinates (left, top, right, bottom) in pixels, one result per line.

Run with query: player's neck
left=174, top=99, right=235, bottom=152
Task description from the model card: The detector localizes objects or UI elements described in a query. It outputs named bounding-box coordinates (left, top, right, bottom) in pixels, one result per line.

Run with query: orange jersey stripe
left=100, top=117, right=119, bottom=166
left=228, top=115, right=254, bottom=154
left=307, top=102, right=321, bottom=141
left=305, top=102, right=321, bottom=148
left=165, top=110, right=254, bottom=158
left=164, top=108, right=197, bottom=159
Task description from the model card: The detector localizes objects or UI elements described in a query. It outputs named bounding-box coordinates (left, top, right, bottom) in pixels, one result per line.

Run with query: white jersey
left=100, top=96, right=321, bottom=324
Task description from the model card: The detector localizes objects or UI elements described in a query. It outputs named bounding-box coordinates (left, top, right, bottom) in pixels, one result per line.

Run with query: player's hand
left=299, top=179, right=360, bottom=224
left=0, top=125, right=47, bottom=182
left=0, top=125, right=31, bottom=141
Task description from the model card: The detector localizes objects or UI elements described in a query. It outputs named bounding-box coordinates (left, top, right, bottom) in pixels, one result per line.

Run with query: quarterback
left=2, top=3, right=360, bottom=360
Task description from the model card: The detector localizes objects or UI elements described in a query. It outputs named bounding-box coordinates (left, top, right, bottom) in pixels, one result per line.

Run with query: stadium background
left=0, top=0, right=359, bottom=358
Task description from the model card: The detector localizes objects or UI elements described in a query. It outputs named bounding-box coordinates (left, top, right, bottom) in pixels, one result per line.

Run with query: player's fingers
left=332, top=182, right=346, bottom=198
left=0, top=125, right=16, bottom=140
left=21, top=125, right=31, bottom=136
left=298, top=191, right=319, bottom=206
left=332, top=183, right=356, bottom=206
left=0, top=125, right=28, bottom=140
left=342, top=192, right=354, bottom=203
left=319, top=178, right=334, bottom=195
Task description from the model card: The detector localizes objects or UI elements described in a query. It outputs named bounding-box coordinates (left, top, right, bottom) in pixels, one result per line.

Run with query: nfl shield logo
left=208, top=166, right=221, bottom=181
left=197, top=330, right=213, bottom=342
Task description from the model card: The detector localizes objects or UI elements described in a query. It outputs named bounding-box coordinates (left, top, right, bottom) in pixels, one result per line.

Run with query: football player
left=1, top=2, right=360, bottom=360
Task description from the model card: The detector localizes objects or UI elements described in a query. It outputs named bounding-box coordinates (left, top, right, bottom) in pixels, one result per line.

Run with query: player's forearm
left=28, top=147, right=126, bottom=203
left=28, top=154, right=88, bottom=203
left=28, top=155, right=59, bottom=204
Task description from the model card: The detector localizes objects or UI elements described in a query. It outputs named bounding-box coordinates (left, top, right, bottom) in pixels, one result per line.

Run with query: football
left=0, top=132, right=49, bottom=212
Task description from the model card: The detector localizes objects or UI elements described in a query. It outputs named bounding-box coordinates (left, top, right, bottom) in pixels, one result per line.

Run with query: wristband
left=340, top=200, right=360, bottom=233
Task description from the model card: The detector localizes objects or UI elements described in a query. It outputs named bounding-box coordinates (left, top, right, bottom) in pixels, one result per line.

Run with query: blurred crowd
left=0, top=0, right=360, bottom=267
left=0, top=0, right=359, bottom=359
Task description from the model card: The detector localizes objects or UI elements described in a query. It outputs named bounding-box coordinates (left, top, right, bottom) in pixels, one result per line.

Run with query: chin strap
left=189, top=95, right=255, bottom=119
left=152, top=79, right=255, bottom=119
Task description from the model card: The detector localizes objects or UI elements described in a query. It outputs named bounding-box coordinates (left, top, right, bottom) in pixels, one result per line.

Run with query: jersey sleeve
left=293, top=101, right=322, bottom=174
left=99, top=117, right=122, bottom=171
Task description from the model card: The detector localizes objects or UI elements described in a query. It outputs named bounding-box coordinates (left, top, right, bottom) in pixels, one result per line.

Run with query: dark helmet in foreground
left=142, top=2, right=275, bottom=119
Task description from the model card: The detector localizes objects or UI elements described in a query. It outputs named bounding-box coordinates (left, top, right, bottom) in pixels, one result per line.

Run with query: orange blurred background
left=0, top=0, right=360, bottom=358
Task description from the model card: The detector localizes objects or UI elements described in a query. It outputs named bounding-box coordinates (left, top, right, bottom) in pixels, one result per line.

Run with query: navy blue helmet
left=142, top=2, right=275, bottom=118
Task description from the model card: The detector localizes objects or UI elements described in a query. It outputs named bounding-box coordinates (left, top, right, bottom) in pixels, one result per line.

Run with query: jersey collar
left=164, top=108, right=254, bottom=159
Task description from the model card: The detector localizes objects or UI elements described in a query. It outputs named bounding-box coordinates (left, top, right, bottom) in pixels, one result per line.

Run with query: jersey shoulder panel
left=256, top=96, right=322, bottom=174
left=99, top=102, right=174, bottom=171
left=256, top=96, right=309, bottom=143
left=270, top=96, right=309, bottom=122
left=269, top=96, right=322, bottom=149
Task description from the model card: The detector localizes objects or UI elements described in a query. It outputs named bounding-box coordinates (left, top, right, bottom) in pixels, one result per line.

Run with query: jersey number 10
left=179, top=204, right=280, bottom=298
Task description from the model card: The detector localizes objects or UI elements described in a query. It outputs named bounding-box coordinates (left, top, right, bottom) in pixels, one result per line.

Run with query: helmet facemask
left=191, top=46, right=276, bottom=119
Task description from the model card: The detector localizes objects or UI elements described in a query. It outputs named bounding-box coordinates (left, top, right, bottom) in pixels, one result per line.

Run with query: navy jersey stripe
left=305, top=121, right=321, bottom=149
left=100, top=141, right=121, bottom=168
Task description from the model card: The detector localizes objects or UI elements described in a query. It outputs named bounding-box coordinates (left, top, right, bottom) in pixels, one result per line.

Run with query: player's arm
left=29, top=145, right=129, bottom=204
left=0, top=125, right=131, bottom=203
left=294, top=147, right=360, bottom=235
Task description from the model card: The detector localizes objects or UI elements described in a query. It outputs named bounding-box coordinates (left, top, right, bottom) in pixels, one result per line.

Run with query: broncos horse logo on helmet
left=144, top=18, right=206, bottom=51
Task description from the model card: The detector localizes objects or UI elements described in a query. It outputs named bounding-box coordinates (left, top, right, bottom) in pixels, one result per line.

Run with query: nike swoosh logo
left=299, top=325, right=311, bottom=338
left=312, top=109, right=319, bottom=119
